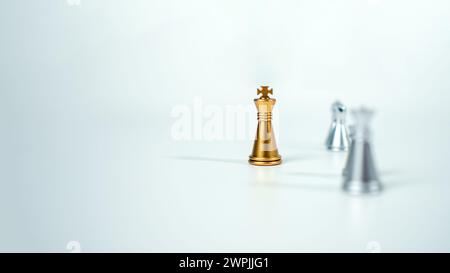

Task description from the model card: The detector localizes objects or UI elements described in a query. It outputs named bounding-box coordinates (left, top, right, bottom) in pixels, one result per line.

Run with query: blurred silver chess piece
left=342, top=125, right=354, bottom=177
left=342, top=107, right=382, bottom=195
left=325, top=101, right=350, bottom=151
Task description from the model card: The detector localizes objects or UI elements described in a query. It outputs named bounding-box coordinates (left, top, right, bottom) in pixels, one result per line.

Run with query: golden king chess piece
left=248, top=86, right=282, bottom=166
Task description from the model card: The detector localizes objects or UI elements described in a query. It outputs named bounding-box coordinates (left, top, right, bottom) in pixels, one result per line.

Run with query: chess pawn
left=342, top=107, right=382, bottom=194
left=325, top=101, right=350, bottom=151
left=249, top=86, right=282, bottom=166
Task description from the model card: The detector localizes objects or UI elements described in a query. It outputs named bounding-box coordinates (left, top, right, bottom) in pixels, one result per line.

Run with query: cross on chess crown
left=257, top=86, right=273, bottom=99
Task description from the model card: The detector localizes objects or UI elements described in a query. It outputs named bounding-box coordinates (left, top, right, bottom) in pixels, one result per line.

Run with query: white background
left=1, top=0, right=450, bottom=252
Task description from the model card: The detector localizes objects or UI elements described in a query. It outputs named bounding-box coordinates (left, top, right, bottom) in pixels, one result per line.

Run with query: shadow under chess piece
left=325, top=101, right=350, bottom=151
left=342, top=107, right=382, bottom=195
left=249, top=86, right=282, bottom=166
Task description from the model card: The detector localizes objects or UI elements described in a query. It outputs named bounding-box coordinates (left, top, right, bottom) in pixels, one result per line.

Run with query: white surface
left=2, top=111, right=450, bottom=252
left=1, top=0, right=450, bottom=252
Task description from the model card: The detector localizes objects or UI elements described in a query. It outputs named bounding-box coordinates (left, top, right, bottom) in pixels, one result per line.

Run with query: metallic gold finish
left=249, top=86, right=282, bottom=166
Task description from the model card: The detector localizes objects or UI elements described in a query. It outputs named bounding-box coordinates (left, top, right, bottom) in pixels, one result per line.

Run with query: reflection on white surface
left=252, top=166, right=280, bottom=185
left=344, top=197, right=380, bottom=242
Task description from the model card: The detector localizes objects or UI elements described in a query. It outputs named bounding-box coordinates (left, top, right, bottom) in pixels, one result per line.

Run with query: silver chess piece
left=342, top=125, right=354, bottom=177
left=342, top=107, right=382, bottom=195
left=325, top=101, right=350, bottom=151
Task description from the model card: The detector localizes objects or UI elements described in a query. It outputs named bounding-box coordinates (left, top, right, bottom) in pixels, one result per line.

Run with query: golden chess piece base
left=249, top=145, right=282, bottom=166
left=248, top=157, right=282, bottom=166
